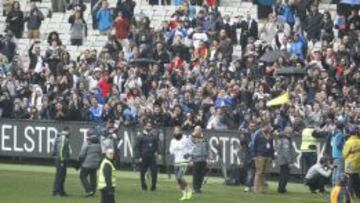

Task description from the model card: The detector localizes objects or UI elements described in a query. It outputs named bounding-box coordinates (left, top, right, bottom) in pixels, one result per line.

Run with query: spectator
left=47, top=31, right=62, bottom=46
left=67, top=0, right=86, bottom=16
left=69, top=9, right=88, bottom=46
left=117, top=0, right=136, bottom=20
left=259, top=13, right=278, bottom=45
left=0, top=34, right=16, bottom=62
left=321, top=11, right=334, bottom=42
left=96, top=0, right=113, bottom=34
left=237, top=13, right=258, bottom=52
left=24, top=3, right=44, bottom=39
left=288, top=32, right=306, bottom=60
left=5, top=1, right=24, bottom=38
left=90, top=97, right=104, bottom=122
left=305, top=4, right=324, bottom=43
left=113, top=11, right=130, bottom=44
left=51, top=0, right=67, bottom=13
left=3, top=0, right=13, bottom=16
left=276, top=0, right=295, bottom=29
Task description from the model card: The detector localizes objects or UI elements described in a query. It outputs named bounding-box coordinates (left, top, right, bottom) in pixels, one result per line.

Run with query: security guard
left=98, top=148, right=116, bottom=203
left=300, top=127, right=317, bottom=176
left=52, top=127, right=72, bottom=197
left=134, top=122, right=160, bottom=191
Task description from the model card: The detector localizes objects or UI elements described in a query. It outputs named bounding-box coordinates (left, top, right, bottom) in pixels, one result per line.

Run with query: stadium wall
left=0, top=119, right=326, bottom=174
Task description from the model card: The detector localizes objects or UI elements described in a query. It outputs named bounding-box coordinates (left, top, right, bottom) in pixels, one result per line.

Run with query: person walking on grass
left=276, top=126, right=296, bottom=193
left=191, top=126, right=209, bottom=194
left=169, top=126, right=194, bottom=201
left=253, top=117, right=274, bottom=194
left=98, top=148, right=116, bottom=203
left=78, top=129, right=102, bottom=197
left=134, top=122, right=160, bottom=191
left=52, top=127, right=72, bottom=197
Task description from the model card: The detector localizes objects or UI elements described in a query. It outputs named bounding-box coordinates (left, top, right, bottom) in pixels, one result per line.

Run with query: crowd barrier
left=0, top=119, right=327, bottom=174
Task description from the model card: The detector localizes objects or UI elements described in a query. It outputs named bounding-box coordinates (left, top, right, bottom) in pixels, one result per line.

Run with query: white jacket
left=169, top=136, right=194, bottom=165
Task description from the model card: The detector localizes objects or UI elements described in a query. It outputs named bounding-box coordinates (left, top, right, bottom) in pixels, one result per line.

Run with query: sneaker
left=244, top=187, right=250, bottom=192
left=85, top=191, right=95, bottom=197
left=179, top=194, right=187, bottom=201
left=185, top=190, right=193, bottom=200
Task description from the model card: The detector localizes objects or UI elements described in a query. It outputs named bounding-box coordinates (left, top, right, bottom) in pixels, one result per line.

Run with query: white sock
left=182, top=190, right=187, bottom=196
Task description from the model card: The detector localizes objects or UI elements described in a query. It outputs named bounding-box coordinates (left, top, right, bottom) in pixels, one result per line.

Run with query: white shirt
left=305, top=163, right=332, bottom=179
left=34, top=56, right=43, bottom=73
left=192, top=32, right=208, bottom=49
left=169, top=136, right=194, bottom=165
left=87, top=76, right=99, bottom=91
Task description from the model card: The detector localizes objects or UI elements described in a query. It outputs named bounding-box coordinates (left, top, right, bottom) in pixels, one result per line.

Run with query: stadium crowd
left=0, top=0, right=358, bottom=131
left=0, top=0, right=359, bottom=199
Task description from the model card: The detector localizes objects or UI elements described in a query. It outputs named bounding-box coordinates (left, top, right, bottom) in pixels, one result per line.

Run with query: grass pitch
left=0, top=164, right=358, bottom=203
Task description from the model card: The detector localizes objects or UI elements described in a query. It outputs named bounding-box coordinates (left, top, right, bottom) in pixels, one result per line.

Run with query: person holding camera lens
left=169, top=126, right=194, bottom=201
left=304, top=157, right=332, bottom=193
left=134, top=122, right=160, bottom=191
left=191, top=126, right=208, bottom=194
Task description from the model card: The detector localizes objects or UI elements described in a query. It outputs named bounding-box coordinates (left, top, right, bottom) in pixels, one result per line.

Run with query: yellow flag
left=266, top=92, right=289, bottom=107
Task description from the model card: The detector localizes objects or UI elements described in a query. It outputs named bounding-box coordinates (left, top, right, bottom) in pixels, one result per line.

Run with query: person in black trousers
left=240, top=121, right=256, bottom=192
left=304, top=158, right=332, bottom=193
left=134, top=122, right=160, bottom=191
left=98, top=148, right=116, bottom=203
left=52, top=127, right=72, bottom=197
left=79, top=131, right=102, bottom=197
left=276, top=127, right=296, bottom=193
left=191, top=126, right=209, bottom=194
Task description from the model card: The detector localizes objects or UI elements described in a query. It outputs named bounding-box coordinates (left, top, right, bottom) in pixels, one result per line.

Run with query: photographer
left=304, top=157, right=332, bottom=193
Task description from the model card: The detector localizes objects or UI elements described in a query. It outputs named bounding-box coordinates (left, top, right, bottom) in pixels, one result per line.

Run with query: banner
left=0, top=119, right=327, bottom=174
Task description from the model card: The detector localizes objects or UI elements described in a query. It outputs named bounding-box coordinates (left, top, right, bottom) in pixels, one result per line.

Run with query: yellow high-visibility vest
left=300, top=128, right=317, bottom=152
left=98, top=158, right=116, bottom=190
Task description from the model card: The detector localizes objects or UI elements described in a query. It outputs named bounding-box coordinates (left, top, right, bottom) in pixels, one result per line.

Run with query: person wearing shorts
left=169, top=126, right=194, bottom=201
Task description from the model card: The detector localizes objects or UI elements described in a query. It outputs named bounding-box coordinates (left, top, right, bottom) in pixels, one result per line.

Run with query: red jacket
left=113, top=17, right=130, bottom=39
left=207, top=0, right=217, bottom=6
left=97, top=78, right=112, bottom=97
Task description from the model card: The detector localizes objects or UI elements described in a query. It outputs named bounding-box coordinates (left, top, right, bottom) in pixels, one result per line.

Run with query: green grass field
left=0, top=163, right=359, bottom=203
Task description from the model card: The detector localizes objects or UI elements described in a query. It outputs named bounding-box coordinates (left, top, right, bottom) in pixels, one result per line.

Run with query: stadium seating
left=7, top=0, right=336, bottom=66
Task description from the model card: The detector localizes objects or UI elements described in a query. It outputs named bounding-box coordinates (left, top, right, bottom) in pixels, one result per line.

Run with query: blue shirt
left=90, top=105, right=103, bottom=122
left=331, top=130, right=345, bottom=159
left=96, top=8, right=112, bottom=32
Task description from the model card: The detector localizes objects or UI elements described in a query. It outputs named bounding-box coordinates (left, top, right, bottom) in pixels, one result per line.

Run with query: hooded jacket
left=79, top=136, right=102, bottom=169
